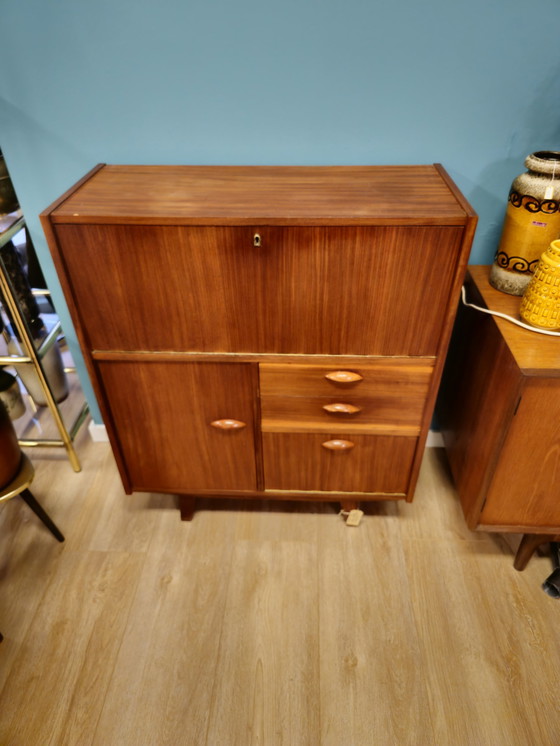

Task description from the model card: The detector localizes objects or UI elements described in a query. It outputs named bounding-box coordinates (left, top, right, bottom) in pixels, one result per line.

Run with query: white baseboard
left=87, top=422, right=444, bottom=447
left=88, top=422, right=109, bottom=442
left=426, top=430, right=443, bottom=447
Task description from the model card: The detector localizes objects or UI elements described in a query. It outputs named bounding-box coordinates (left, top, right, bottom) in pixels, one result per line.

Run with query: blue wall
left=1, top=0, right=559, bottom=423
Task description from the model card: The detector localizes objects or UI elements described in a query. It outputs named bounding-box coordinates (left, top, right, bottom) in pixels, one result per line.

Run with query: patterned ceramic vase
left=489, top=151, right=560, bottom=295
left=519, top=239, right=560, bottom=330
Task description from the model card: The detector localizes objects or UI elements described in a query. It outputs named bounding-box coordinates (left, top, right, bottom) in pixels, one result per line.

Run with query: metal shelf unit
left=0, top=211, right=89, bottom=471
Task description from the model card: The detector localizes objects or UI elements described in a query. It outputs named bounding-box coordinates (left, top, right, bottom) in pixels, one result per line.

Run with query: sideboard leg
left=179, top=496, right=196, bottom=521
left=514, top=533, right=552, bottom=570
left=340, top=499, right=359, bottom=513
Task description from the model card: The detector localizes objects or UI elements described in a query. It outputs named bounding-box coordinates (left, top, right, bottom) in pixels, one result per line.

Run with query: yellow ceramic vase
left=489, top=151, right=560, bottom=296
left=519, top=239, right=560, bottom=330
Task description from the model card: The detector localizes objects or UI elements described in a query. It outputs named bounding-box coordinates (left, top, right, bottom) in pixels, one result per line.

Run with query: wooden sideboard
left=41, top=165, right=476, bottom=518
left=439, top=266, right=560, bottom=564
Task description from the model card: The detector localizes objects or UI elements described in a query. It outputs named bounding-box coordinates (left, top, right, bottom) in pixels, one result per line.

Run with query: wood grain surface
left=51, top=223, right=462, bottom=356
left=439, top=298, right=523, bottom=528
left=441, top=266, right=560, bottom=535
left=45, top=164, right=470, bottom=224
left=467, top=266, right=560, bottom=376
left=480, top=377, right=560, bottom=528
left=259, top=360, right=435, bottom=396
left=96, top=360, right=258, bottom=493
left=1, top=440, right=559, bottom=745
left=260, top=360, right=433, bottom=435
left=40, top=165, right=476, bottom=513
left=262, top=432, right=416, bottom=493
left=260, top=397, right=425, bottom=436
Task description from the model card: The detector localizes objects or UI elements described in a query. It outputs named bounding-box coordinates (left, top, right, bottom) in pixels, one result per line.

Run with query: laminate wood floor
left=1, top=433, right=559, bottom=745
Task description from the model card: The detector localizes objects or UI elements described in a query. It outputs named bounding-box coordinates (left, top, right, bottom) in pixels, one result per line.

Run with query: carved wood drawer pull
left=210, top=419, right=247, bottom=430
left=322, top=402, right=362, bottom=414
left=321, top=439, right=355, bottom=451
left=325, top=371, right=363, bottom=383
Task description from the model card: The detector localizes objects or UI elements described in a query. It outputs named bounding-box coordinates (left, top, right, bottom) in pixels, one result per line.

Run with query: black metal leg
left=542, top=543, right=560, bottom=598
left=19, top=488, right=65, bottom=542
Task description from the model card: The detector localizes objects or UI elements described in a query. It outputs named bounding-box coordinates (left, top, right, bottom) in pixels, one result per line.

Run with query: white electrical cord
left=461, top=285, right=560, bottom=337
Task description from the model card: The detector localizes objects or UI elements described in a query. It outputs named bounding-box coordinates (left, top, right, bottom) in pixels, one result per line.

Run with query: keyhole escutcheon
left=253, top=233, right=262, bottom=247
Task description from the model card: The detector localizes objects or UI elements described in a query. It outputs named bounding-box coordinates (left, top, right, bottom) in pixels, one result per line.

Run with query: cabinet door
left=439, top=304, right=524, bottom=528
left=96, top=361, right=258, bottom=493
left=54, top=224, right=463, bottom=356
left=480, top=378, right=560, bottom=528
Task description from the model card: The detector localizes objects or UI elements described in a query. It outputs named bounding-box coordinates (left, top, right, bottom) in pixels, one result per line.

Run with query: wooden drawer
left=260, top=361, right=433, bottom=435
left=262, top=432, right=416, bottom=494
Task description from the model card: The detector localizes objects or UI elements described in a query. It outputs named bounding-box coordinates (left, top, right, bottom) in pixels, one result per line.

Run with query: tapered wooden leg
left=19, top=488, right=65, bottom=542
left=340, top=500, right=359, bottom=513
left=514, top=534, right=555, bottom=571
left=179, top=496, right=196, bottom=521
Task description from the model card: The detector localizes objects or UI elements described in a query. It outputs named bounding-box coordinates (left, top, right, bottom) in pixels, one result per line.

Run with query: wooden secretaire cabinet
left=41, top=165, right=476, bottom=518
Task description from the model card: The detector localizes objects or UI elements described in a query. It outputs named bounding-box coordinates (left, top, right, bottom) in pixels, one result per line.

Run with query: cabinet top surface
left=44, top=164, right=473, bottom=225
left=468, top=266, right=560, bottom=377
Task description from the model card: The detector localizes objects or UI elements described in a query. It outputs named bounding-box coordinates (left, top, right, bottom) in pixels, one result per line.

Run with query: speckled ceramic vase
left=489, top=151, right=560, bottom=295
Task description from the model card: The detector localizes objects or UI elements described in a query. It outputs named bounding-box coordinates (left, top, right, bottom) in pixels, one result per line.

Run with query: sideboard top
left=467, top=266, right=560, bottom=377
left=42, top=164, right=475, bottom=226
